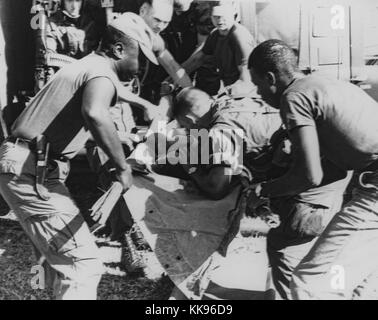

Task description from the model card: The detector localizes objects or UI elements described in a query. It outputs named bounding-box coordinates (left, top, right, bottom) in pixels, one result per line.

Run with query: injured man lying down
left=123, top=86, right=292, bottom=299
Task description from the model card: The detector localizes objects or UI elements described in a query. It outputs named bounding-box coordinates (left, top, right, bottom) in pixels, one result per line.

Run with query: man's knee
left=67, top=257, right=103, bottom=288
left=56, top=265, right=103, bottom=300
left=49, top=255, right=104, bottom=300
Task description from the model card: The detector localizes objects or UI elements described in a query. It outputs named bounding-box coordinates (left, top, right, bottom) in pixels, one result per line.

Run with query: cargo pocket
left=0, top=141, right=32, bottom=176
left=35, top=213, right=82, bottom=259
left=288, top=202, right=329, bottom=238
left=23, top=213, right=80, bottom=263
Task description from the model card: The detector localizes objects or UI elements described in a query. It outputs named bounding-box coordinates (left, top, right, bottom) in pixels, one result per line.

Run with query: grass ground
left=0, top=158, right=173, bottom=300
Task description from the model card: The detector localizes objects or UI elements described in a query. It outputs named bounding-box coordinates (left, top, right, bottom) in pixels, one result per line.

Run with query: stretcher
left=122, top=165, right=275, bottom=299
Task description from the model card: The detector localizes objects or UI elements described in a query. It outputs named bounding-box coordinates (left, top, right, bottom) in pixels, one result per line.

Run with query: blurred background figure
left=142, top=0, right=221, bottom=100
left=181, top=0, right=255, bottom=94
left=46, top=0, right=101, bottom=59
left=133, top=0, right=192, bottom=113
left=162, top=0, right=196, bottom=64
left=191, top=1, right=221, bottom=96
left=33, top=0, right=102, bottom=93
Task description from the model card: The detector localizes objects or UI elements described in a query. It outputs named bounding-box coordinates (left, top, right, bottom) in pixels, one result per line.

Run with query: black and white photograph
left=0, top=0, right=377, bottom=304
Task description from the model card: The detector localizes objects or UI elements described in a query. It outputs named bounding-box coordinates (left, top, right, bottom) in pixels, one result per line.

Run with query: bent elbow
left=82, top=107, right=104, bottom=124
left=306, top=172, right=323, bottom=188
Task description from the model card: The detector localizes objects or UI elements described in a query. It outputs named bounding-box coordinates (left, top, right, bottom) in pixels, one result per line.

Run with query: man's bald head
left=174, top=88, right=213, bottom=129
left=140, top=0, right=174, bottom=34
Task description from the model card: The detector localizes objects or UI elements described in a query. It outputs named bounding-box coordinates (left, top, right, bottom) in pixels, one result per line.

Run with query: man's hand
left=247, top=183, right=267, bottom=211
left=127, top=158, right=151, bottom=174
left=160, top=81, right=175, bottom=96
left=114, top=167, right=133, bottom=193
left=253, top=183, right=264, bottom=198
left=118, top=132, right=142, bottom=151
left=144, top=102, right=162, bottom=122
left=260, top=126, right=323, bottom=198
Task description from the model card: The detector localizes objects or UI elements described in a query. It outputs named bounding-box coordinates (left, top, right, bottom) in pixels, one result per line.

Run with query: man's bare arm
left=233, top=30, right=254, bottom=83
left=181, top=49, right=208, bottom=75
left=260, top=125, right=323, bottom=198
left=82, top=77, right=132, bottom=191
left=116, top=85, right=160, bottom=121
left=116, top=84, right=152, bottom=110
left=157, top=49, right=192, bottom=88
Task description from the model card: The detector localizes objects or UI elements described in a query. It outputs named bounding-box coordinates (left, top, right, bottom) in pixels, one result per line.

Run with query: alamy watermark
left=30, top=265, right=45, bottom=290
left=330, top=264, right=346, bottom=291
left=134, top=120, right=245, bottom=175
left=30, top=0, right=59, bottom=30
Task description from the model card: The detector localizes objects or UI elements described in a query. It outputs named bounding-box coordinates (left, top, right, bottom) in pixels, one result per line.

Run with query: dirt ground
left=0, top=158, right=173, bottom=300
